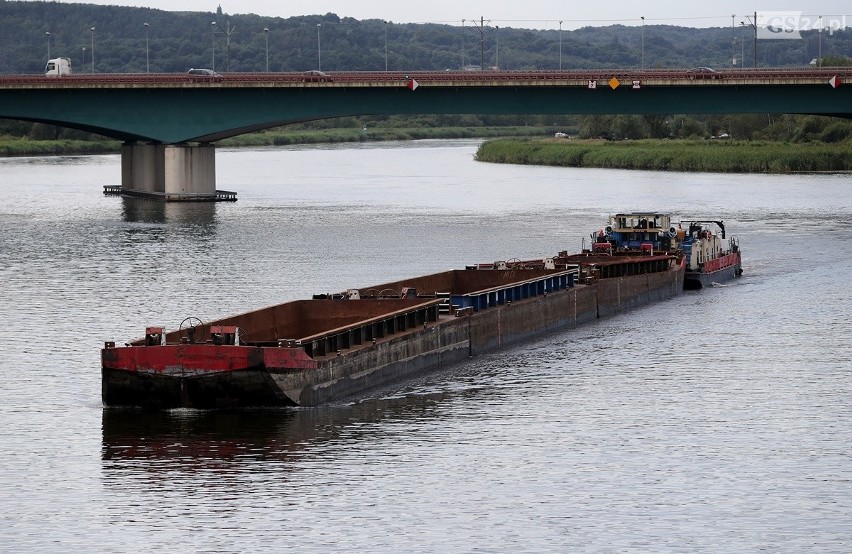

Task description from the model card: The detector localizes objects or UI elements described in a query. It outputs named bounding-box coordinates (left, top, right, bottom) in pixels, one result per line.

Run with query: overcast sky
left=52, top=1, right=852, bottom=30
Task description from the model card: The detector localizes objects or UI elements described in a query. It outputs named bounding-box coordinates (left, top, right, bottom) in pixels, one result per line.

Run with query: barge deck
left=103, top=253, right=684, bottom=408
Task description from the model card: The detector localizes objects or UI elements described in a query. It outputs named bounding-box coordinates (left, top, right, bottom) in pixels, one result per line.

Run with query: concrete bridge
left=1, top=68, right=849, bottom=200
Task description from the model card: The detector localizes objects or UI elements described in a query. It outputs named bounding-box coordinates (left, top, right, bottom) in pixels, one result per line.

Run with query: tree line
left=0, top=2, right=849, bottom=144
left=1, top=2, right=849, bottom=74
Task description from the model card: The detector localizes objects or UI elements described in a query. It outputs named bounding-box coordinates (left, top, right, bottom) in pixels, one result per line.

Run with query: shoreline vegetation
left=0, top=126, right=547, bottom=158
left=3, top=131, right=851, bottom=174
left=475, top=138, right=852, bottom=173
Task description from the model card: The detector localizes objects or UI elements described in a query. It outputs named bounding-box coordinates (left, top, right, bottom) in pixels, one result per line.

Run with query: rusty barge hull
left=102, top=256, right=684, bottom=409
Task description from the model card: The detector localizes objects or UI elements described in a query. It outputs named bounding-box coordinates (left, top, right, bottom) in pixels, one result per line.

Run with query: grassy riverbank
left=217, top=126, right=546, bottom=147
left=475, top=138, right=852, bottom=173
left=0, top=127, right=547, bottom=157
left=0, top=138, right=120, bottom=157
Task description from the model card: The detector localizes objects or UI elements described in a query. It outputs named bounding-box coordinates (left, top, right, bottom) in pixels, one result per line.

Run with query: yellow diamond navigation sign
left=608, top=77, right=620, bottom=89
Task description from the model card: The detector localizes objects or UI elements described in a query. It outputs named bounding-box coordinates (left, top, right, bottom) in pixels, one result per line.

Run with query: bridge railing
left=0, top=68, right=849, bottom=87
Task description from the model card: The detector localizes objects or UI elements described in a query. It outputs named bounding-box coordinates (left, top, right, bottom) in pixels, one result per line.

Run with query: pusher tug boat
left=679, top=220, right=743, bottom=289
left=592, top=213, right=743, bottom=289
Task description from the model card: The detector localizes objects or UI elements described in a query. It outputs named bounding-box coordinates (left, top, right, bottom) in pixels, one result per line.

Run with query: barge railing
left=450, top=267, right=578, bottom=312
left=289, top=268, right=579, bottom=359
left=293, top=299, right=444, bottom=359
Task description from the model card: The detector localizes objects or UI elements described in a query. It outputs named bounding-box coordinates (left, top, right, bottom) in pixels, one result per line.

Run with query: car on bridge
left=187, top=68, right=222, bottom=81
left=303, top=70, right=332, bottom=83
left=690, top=67, right=718, bottom=79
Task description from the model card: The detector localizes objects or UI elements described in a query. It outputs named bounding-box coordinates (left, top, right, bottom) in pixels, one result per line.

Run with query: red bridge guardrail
left=1, top=68, right=850, bottom=88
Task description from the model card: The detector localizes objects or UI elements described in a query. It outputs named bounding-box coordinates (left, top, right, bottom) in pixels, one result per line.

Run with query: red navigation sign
left=407, top=79, right=419, bottom=91
left=829, top=75, right=842, bottom=89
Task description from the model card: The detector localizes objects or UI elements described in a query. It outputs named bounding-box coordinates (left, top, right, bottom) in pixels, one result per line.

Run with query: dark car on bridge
left=303, top=70, right=332, bottom=83
left=690, top=67, right=718, bottom=79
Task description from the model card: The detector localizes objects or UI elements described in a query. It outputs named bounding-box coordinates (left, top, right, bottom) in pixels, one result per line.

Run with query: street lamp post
left=461, top=19, right=465, bottom=69
left=316, top=23, right=321, bottom=71
left=223, top=21, right=235, bottom=72
left=46, top=32, right=51, bottom=60
left=740, top=22, right=745, bottom=68
left=211, top=22, right=217, bottom=71
left=495, top=25, right=499, bottom=70
left=731, top=14, right=736, bottom=67
left=818, top=15, right=823, bottom=67
left=384, top=21, right=388, bottom=71
left=144, top=22, right=149, bottom=73
left=478, top=16, right=485, bottom=71
left=90, top=27, right=95, bottom=73
left=559, top=21, right=563, bottom=70
left=752, top=11, right=757, bottom=68
left=82, top=47, right=86, bottom=72
left=640, top=16, right=645, bottom=69
left=264, top=28, right=269, bottom=72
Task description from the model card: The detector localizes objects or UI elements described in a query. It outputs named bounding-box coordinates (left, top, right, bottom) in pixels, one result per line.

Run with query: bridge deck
left=2, top=68, right=848, bottom=144
left=1, top=69, right=849, bottom=90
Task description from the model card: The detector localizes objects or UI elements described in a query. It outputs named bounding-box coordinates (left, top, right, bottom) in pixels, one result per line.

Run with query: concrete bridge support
left=121, top=143, right=217, bottom=201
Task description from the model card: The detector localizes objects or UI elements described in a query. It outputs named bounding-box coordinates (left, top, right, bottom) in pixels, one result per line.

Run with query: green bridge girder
left=1, top=79, right=850, bottom=144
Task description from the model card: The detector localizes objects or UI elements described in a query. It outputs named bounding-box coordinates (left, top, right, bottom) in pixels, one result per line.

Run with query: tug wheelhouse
left=592, top=212, right=681, bottom=253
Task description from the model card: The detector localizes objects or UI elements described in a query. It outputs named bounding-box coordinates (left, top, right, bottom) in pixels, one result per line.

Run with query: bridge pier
left=121, top=143, right=219, bottom=201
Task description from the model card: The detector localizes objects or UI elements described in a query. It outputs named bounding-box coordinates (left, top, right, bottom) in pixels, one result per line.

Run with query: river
left=0, top=140, right=850, bottom=551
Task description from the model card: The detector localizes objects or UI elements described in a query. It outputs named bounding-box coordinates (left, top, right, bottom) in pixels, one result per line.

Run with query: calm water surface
left=0, top=140, right=850, bottom=551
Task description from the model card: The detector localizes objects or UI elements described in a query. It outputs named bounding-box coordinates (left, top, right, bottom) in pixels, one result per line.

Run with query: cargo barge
left=102, top=247, right=685, bottom=408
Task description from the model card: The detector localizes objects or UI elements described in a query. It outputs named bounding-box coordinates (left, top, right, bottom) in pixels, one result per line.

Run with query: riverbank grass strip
left=475, top=138, right=852, bottom=173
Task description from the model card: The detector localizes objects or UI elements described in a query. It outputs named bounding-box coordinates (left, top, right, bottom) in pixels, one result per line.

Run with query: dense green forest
left=1, top=1, right=850, bottom=74
left=0, top=2, right=850, bottom=149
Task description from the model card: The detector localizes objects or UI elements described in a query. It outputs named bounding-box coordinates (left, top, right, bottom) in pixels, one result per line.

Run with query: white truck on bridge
left=45, top=57, right=72, bottom=76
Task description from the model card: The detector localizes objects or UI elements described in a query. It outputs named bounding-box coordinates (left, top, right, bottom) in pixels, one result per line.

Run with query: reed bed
left=0, top=127, right=546, bottom=156
left=475, top=138, right=852, bottom=173
left=217, top=126, right=546, bottom=147
left=0, top=138, right=119, bottom=157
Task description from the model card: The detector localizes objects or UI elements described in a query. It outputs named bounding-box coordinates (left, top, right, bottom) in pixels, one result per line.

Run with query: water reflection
left=101, top=391, right=452, bottom=467
left=121, top=197, right=218, bottom=226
